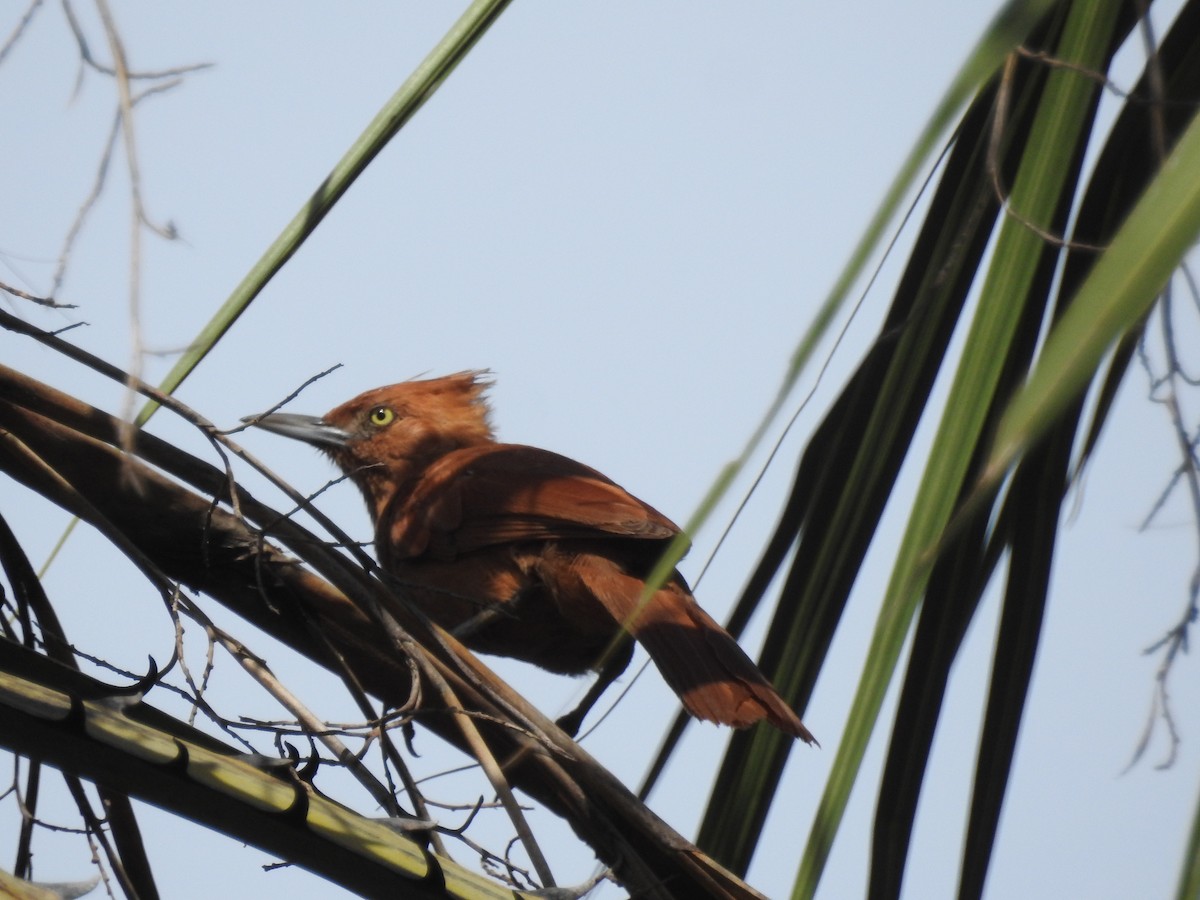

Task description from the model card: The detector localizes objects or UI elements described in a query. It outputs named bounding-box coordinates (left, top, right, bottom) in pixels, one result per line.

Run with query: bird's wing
left=385, top=444, right=683, bottom=560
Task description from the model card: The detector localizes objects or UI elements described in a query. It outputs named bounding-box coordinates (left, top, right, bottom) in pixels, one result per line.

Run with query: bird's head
left=245, top=371, right=494, bottom=516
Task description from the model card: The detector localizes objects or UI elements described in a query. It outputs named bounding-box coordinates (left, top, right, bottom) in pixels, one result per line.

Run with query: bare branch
left=61, top=0, right=211, bottom=81
left=988, top=50, right=1107, bottom=254
left=0, top=279, right=75, bottom=309
left=0, top=0, right=45, bottom=68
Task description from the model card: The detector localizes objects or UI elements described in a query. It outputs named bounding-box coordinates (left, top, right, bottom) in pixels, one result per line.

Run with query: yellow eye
left=367, top=406, right=395, bottom=427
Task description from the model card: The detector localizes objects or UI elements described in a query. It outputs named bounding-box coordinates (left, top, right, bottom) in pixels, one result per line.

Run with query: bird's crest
left=324, top=370, right=495, bottom=447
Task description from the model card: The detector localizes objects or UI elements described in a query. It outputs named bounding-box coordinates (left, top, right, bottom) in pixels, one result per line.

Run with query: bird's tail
left=576, top=557, right=816, bottom=743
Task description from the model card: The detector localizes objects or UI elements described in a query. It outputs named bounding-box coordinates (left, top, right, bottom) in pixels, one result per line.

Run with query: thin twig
left=0, top=279, right=75, bottom=309
left=229, top=365, right=345, bottom=434
left=51, top=77, right=182, bottom=299
left=0, top=0, right=44, bottom=68
left=988, top=50, right=1107, bottom=254
left=95, top=0, right=147, bottom=448
left=61, top=0, right=211, bottom=81
left=1124, top=12, right=1200, bottom=772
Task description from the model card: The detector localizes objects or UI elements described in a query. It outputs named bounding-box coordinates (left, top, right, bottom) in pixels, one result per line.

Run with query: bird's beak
left=241, top=412, right=352, bottom=449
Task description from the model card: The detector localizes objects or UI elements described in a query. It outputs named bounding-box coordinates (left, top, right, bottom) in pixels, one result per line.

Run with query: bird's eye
left=367, top=406, right=395, bottom=427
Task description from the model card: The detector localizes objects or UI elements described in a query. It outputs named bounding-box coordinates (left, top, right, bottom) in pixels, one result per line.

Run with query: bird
left=246, top=372, right=814, bottom=742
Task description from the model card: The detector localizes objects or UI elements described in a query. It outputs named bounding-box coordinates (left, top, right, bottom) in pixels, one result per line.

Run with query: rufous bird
left=248, top=372, right=814, bottom=742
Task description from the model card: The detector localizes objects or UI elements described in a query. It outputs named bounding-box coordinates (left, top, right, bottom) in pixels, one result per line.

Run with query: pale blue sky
left=2, top=3, right=1197, bottom=898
